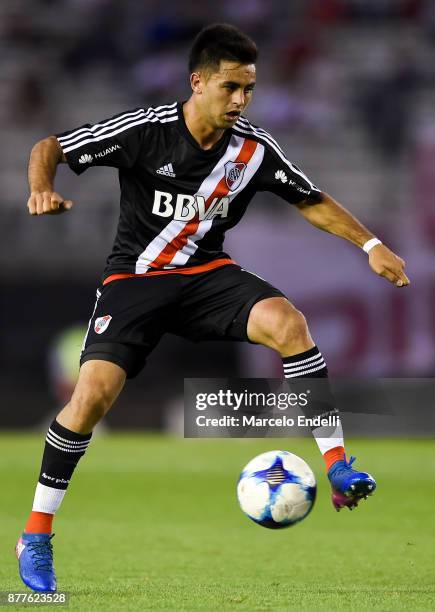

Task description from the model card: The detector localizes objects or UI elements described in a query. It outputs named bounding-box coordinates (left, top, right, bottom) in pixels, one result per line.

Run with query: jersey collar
left=176, top=101, right=232, bottom=156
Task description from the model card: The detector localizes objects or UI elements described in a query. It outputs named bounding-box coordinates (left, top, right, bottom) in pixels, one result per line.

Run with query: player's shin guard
left=282, top=346, right=345, bottom=470
left=25, top=419, right=92, bottom=533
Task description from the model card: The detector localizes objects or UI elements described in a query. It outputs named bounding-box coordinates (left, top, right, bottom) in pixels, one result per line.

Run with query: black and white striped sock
left=32, top=419, right=92, bottom=514
left=282, top=346, right=328, bottom=378
left=282, top=346, right=344, bottom=455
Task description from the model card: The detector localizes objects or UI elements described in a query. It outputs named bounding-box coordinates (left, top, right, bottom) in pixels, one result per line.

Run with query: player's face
left=200, top=61, right=256, bottom=129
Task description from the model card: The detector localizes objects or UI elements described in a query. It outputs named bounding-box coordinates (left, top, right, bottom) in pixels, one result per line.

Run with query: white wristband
left=362, top=238, right=382, bottom=253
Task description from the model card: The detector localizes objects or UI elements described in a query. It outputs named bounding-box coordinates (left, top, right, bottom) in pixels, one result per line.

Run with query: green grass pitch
left=1, top=434, right=434, bottom=610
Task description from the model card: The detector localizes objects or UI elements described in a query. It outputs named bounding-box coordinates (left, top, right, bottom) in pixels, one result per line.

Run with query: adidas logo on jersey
left=156, top=162, right=176, bottom=177
left=275, top=170, right=288, bottom=183
left=79, top=153, right=93, bottom=164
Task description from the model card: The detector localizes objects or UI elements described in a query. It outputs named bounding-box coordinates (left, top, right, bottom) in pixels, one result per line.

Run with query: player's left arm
left=296, top=191, right=410, bottom=288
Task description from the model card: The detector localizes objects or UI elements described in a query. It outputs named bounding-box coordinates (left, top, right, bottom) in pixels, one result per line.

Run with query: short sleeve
left=257, top=146, right=322, bottom=204
left=55, top=108, right=148, bottom=175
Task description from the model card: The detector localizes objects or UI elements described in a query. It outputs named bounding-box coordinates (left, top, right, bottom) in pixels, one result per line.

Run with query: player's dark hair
left=188, top=23, right=258, bottom=74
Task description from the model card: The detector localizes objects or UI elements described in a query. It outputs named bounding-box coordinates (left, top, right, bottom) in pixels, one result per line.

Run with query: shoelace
left=345, top=455, right=356, bottom=468
left=330, top=455, right=357, bottom=476
left=27, top=535, right=54, bottom=571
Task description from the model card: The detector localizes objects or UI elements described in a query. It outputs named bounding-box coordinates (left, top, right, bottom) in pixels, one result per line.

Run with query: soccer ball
left=237, top=450, right=316, bottom=529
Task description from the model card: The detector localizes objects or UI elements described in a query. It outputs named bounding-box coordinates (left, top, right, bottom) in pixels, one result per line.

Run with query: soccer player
left=17, top=23, right=409, bottom=591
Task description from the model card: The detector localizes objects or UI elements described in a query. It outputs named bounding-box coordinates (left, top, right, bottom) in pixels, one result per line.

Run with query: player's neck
left=182, top=99, right=226, bottom=151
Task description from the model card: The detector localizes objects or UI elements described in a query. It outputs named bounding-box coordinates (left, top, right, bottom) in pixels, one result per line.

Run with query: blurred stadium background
left=1, top=0, right=435, bottom=433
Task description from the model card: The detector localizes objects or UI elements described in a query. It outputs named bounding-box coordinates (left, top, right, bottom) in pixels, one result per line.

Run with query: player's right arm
left=27, top=136, right=73, bottom=215
left=28, top=106, right=155, bottom=216
left=28, top=106, right=149, bottom=218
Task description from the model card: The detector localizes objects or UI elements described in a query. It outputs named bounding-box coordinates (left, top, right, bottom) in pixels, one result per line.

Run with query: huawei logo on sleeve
left=274, top=170, right=288, bottom=183
left=79, top=153, right=93, bottom=164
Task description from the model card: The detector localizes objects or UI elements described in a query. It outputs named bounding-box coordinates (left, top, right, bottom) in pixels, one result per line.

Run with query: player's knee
left=69, top=383, right=113, bottom=425
left=268, top=308, right=310, bottom=352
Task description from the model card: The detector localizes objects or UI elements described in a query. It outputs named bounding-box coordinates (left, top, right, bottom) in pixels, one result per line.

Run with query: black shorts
left=81, top=264, right=285, bottom=378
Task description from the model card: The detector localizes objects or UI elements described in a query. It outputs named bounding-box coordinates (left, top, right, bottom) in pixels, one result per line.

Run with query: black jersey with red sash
left=56, top=102, right=321, bottom=282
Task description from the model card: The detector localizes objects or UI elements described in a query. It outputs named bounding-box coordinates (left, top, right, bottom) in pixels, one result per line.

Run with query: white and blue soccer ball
left=237, top=450, right=316, bottom=529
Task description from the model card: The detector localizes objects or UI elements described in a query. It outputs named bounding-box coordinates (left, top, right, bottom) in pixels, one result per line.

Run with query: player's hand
left=27, top=191, right=74, bottom=215
left=368, top=244, right=410, bottom=288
